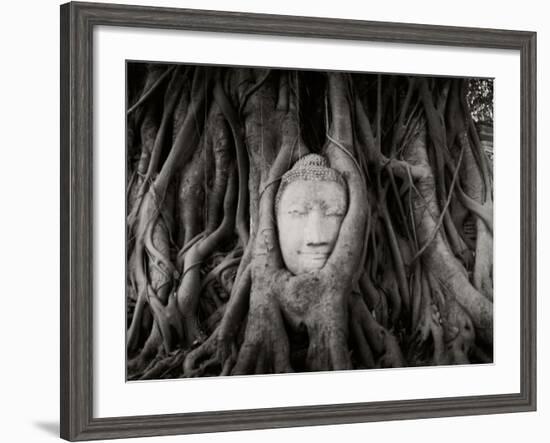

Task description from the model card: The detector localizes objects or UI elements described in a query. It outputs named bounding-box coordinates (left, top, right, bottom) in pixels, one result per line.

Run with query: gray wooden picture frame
left=60, top=1, right=537, bottom=441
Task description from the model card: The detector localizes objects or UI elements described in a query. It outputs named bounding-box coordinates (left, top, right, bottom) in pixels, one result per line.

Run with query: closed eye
left=325, top=210, right=345, bottom=217
left=288, top=209, right=306, bottom=216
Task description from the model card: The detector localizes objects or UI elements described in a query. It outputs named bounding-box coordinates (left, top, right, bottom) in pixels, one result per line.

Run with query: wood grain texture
left=60, top=2, right=536, bottom=441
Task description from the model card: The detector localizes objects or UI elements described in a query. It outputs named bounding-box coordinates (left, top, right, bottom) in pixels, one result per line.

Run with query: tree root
left=349, top=292, right=405, bottom=368
left=126, top=67, right=493, bottom=378
left=403, top=123, right=493, bottom=345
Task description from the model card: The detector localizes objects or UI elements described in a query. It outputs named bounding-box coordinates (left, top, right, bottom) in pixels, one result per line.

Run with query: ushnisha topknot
left=275, top=153, right=347, bottom=212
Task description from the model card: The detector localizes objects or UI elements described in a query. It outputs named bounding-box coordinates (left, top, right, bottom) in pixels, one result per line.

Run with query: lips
left=298, top=251, right=329, bottom=259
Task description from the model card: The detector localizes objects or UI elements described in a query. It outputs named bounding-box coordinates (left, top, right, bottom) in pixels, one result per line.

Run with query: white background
left=0, top=0, right=546, bottom=442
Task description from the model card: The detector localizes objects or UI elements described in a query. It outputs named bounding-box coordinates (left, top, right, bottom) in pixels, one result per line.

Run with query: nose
left=304, top=208, right=326, bottom=246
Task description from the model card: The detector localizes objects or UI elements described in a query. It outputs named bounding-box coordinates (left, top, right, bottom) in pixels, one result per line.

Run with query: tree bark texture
left=125, top=64, right=493, bottom=379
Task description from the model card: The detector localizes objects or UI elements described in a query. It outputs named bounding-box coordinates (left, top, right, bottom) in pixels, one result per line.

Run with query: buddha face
left=276, top=179, right=347, bottom=274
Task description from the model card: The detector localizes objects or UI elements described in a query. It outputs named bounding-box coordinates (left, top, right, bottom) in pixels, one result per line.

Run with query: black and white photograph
left=125, top=63, right=494, bottom=380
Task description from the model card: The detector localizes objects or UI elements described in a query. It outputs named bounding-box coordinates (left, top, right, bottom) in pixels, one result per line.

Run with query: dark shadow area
left=33, top=421, right=59, bottom=437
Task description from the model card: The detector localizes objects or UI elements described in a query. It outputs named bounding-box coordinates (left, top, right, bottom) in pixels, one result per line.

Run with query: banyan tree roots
left=125, top=64, right=493, bottom=379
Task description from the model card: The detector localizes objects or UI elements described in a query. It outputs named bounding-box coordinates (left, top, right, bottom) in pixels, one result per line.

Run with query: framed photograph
left=60, top=1, right=536, bottom=441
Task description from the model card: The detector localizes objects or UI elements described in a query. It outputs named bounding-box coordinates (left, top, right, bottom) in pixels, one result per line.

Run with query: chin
left=300, top=260, right=327, bottom=273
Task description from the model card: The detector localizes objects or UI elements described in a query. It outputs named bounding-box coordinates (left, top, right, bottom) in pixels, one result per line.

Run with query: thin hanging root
left=455, top=184, right=493, bottom=232
left=380, top=200, right=410, bottom=313
left=426, top=271, right=446, bottom=312
left=349, top=294, right=376, bottom=368
left=220, top=344, right=239, bottom=376
left=428, top=304, right=446, bottom=365
left=126, top=238, right=151, bottom=354
left=410, top=135, right=465, bottom=264
left=349, top=292, right=404, bottom=368
left=359, top=270, right=389, bottom=327
left=473, top=218, right=493, bottom=300
left=349, top=292, right=384, bottom=355
left=214, top=80, right=250, bottom=246
left=460, top=86, right=492, bottom=196
left=443, top=208, right=470, bottom=263
left=127, top=320, right=164, bottom=378
left=409, top=292, right=447, bottom=367
left=129, top=191, right=175, bottom=350
left=175, top=147, right=207, bottom=258
left=387, top=167, right=413, bottom=241
left=381, top=268, right=402, bottom=325
left=468, top=118, right=492, bottom=195
left=354, top=95, right=379, bottom=162
left=216, top=264, right=252, bottom=363
left=126, top=287, right=147, bottom=354
left=410, top=264, right=423, bottom=331
left=127, top=111, right=159, bottom=229
left=205, top=109, right=231, bottom=234
left=452, top=82, right=493, bottom=232
left=152, top=66, right=212, bottom=199
left=176, top=169, right=239, bottom=348
left=127, top=67, right=180, bottom=228
left=238, top=69, right=272, bottom=116
left=354, top=94, right=426, bottom=180
left=351, top=321, right=376, bottom=368
left=176, top=232, right=204, bottom=268
left=148, top=294, right=184, bottom=353
left=390, top=77, right=417, bottom=156
left=419, top=78, right=449, bottom=207
left=127, top=66, right=175, bottom=115
left=139, top=68, right=188, bottom=196
left=143, top=213, right=176, bottom=303
left=193, top=166, right=238, bottom=258
left=276, top=71, right=289, bottom=111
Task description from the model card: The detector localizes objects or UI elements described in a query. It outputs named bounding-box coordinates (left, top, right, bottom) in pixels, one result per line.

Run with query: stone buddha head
left=275, top=154, right=348, bottom=274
